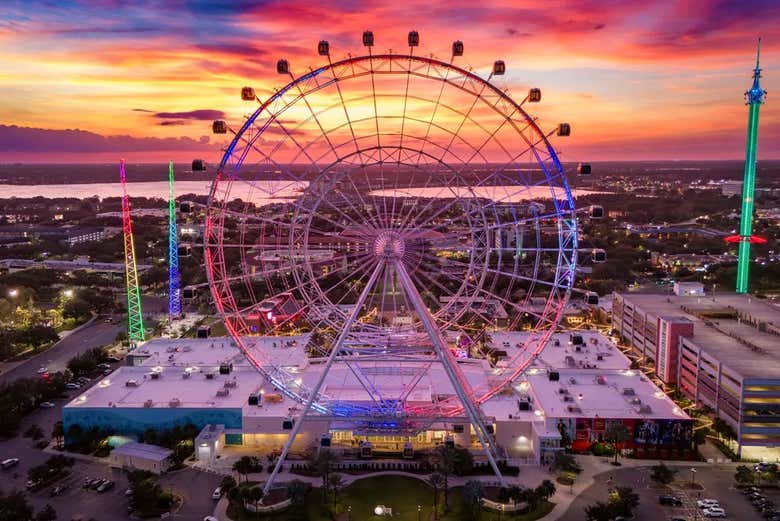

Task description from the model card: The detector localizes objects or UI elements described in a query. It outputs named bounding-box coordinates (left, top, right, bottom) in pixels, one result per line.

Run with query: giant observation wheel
left=204, top=34, right=578, bottom=432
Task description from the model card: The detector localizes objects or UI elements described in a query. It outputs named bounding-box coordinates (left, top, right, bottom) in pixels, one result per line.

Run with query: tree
left=604, top=423, right=632, bottom=465
left=611, top=486, right=640, bottom=518
left=650, top=462, right=677, bottom=485
left=535, top=479, right=556, bottom=503
left=463, top=480, right=484, bottom=518
left=247, top=487, right=263, bottom=518
left=329, top=473, right=344, bottom=507
left=433, top=445, right=455, bottom=511
left=585, top=501, right=614, bottom=521
left=219, top=475, right=237, bottom=496
left=232, top=456, right=253, bottom=484
left=286, top=479, right=308, bottom=506
left=24, top=424, right=44, bottom=441
left=35, top=504, right=57, bottom=521
left=51, top=421, right=63, bottom=448
left=735, top=465, right=755, bottom=485
left=311, top=449, right=337, bottom=503
left=551, top=452, right=581, bottom=474
left=427, top=473, right=445, bottom=519
left=0, top=489, right=34, bottom=521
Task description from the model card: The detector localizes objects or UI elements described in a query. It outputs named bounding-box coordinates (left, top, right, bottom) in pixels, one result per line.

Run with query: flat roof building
left=613, top=291, right=780, bottom=460
left=64, top=332, right=691, bottom=467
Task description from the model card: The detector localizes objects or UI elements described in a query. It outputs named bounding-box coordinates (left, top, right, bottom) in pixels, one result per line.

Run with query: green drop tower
left=736, top=38, right=767, bottom=294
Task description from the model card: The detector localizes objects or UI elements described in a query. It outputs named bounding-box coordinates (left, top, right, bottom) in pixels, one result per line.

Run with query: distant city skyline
left=0, top=0, right=778, bottom=162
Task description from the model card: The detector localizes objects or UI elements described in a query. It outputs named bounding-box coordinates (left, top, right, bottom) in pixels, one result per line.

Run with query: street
left=0, top=319, right=120, bottom=384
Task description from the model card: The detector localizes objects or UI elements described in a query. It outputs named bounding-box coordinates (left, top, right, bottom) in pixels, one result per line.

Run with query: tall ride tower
left=736, top=38, right=767, bottom=294
left=119, top=160, right=145, bottom=343
left=168, top=161, right=182, bottom=320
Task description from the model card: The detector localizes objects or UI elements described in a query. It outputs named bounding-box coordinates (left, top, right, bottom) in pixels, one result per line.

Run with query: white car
left=37, top=366, right=48, bottom=374
left=39, top=401, right=56, bottom=409
left=65, top=383, right=81, bottom=390
left=703, top=507, right=726, bottom=518
left=204, top=517, right=218, bottom=521
left=211, top=487, right=222, bottom=500
left=697, top=499, right=719, bottom=509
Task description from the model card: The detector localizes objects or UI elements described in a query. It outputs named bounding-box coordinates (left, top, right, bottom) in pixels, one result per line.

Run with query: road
left=0, top=319, right=120, bottom=384
left=557, top=464, right=775, bottom=521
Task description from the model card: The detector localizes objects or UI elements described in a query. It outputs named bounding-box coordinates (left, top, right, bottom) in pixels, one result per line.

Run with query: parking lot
left=558, top=464, right=774, bottom=520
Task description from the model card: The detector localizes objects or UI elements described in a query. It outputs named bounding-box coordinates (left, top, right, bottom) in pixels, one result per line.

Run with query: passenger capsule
left=493, top=60, right=506, bottom=75
left=529, top=88, right=542, bottom=103
left=590, top=205, right=604, bottom=219
left=557, top=123, right=571, bottom=137
left=179, top=202, right=192, bottom=214
left=578, top=162, right=592, bottom=175
left=408, top=30, right=419, bottom=47
left=362, top=31, right=374, bottom=47
left=318, top=40, right=330, bottom=56
left=452, top=40, right=464, bottom=56
left=241, top=86, right=255, bottom=101
left=178, top=245, right=192, bottom=257
left=584, top=292, right=600, bottom=305
left=191, top=159, right=206, bottom=171
left=276, top=59, right=289, bottom=75
left=212, top=120, right=227, bottom=134
left=591, top=249, right=607, bottom=263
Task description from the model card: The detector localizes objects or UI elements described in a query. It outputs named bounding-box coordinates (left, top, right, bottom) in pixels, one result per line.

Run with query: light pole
left=417, top=504, right=421, bottom=521
left=8, top=288, right=18, bottom=298
left=347, top=505, right=351, bottom=521
left=690, top=467, right=697, bottom=487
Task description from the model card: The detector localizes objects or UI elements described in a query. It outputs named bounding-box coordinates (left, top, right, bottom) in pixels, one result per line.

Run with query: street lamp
left=63, top=289, right=74, bottom=298
left=8, top=288, right=18, bottom=298
left=417, top=505, right=421, bottom=521
left=690, top=467, right=697, bottom=487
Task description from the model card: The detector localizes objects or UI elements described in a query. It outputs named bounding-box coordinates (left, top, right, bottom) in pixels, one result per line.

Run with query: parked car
left=660, top=495, right=683, bottom=506
left=755, top=462, right=778, bottom=473
left=39, top=401, right=56, bottom=409
left=37, top=366, right=48, bottom=374
left=89, top=478, right=107, bottom=490
left=211, top=487, right=222, bottom=500
left=204, top=517, right=218, bottom=521
left=1, top=458, right=19, bottom=470
left=82, top=478, right=93, bottom=489
left=669, top=517, right=689, bottom=521
left=97, top=480, right=114, bottom=493
left=65, top=382, right=81, bottom=390
left=106, top=356, right=121, bottom=363
left=97, top=363, right=111, bottom=370
left=703, top=507, right=727, bottom=518
left=698, top=499, right=720, bottom=509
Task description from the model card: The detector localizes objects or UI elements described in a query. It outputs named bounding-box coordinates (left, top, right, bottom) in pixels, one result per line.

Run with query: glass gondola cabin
left=241, top=86, right=255, bottom=101
left=584, top=292, right=599, bottom=305
left=591, top=249, right=607, bottom=263
left=578, top=163, right=592, bottom=175
left=590, top=205, right=604, bottom=219
left=191, top=159, right=206, bottom=171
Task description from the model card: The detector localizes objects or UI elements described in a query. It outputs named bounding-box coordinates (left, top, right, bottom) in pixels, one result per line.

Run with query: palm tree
left=311, top=449, right=337, bottom=503
left=604, top=423, right=632, bottom=465
left=535, top=480, right=556, bottom=503
left=463, top=480, right=484, bottom=518
left=220, top=475, right=237, bottom=496
left=286, top=479, right=308, bottom=506
left=232, top=456, right=253, bottom=483
left=427, top=472, right=445, bottom=519
left=433, top=445, right=456, bottom=510
left=329, top=473, right=344, bottom=507
left=506, top=485, right=522, bottom=506
left=51, top=421, right=64, bottom=449
left=247, top=487, right=264, bottom=518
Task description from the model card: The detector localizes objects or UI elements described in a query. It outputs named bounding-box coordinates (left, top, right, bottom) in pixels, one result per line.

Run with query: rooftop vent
left=637, top=404, right=652, bottom=414
left=224, top=379, right=237, bottom=388
left=169, top=398, right=181, bottom=407
left=596, top=376, right=607, bottom=385
left=205, top=373, right=214, bottom=380
left=150, top=372, right=160, bottom=380
left=143, top=399, right=153, bottom=408
left=125, top=379, right=139, bottom=387
left=558, top=388, right=569, bottom=394
left=182, top=372, right=190, bottom=379
left=216, top=388, right=230, bottom=397
left=622, top=388, right=636, bottom=396
left=567, top=405, right=582, bottom=413
left=564, top=356, right=575, bottom=366
left=563, top=395, right=574, bottom=402
left=630, top=397, right=642, bottom=405
left=569, top=377, right=577, bottom=384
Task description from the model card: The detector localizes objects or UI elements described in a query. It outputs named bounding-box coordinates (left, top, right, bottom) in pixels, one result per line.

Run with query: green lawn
left=227, top=476, right=554, bottom=521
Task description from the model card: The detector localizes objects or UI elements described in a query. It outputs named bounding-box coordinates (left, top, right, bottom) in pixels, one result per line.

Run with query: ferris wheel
left=204, top=31, right=578, bottom=487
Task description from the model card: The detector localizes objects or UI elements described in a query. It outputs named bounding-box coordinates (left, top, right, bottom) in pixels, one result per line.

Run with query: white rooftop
left=112, top=442, right=172, bottom=462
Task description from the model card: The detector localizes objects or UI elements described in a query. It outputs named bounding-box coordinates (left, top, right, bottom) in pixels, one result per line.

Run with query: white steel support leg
left=393, top=259, right=506, bottom=487
left=263, top=260, right=385, bottom=495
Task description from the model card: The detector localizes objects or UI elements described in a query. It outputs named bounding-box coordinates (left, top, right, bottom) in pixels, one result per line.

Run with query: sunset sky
left=0, top=0, right=778, bottom=163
